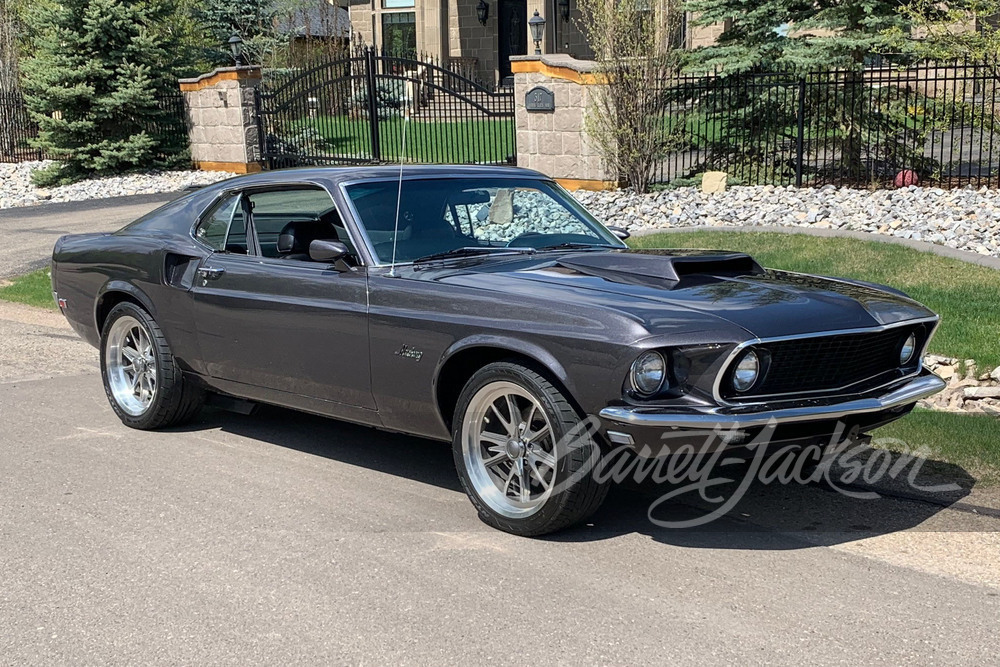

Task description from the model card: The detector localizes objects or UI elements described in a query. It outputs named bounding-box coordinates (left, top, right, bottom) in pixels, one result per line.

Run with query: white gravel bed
left=0, top=161, right=235, bottom=209
left=574, top=184, right=1000, bottom=258
left=4, top=161, right=1000, bottom=259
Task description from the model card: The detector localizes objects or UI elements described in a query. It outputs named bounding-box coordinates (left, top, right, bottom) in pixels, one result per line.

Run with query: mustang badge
left=395, top=344, right=424, bottom=362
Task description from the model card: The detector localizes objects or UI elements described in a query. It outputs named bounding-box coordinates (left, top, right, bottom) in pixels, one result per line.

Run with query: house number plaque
left=525, top=86, right=555, bottom=113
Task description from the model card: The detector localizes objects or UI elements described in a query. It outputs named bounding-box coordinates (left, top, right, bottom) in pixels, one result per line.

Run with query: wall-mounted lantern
left=476, top=0, right=489, bottom=26
left=528, top=10, right=546, bottom=55
left=558, top=0, right=570, bottom=22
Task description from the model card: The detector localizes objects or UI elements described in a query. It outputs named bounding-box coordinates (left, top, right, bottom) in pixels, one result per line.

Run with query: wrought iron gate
left=256, top=47, right=516, bottom=169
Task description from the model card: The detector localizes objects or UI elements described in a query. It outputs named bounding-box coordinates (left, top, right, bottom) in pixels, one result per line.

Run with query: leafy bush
left=263, top=126, right=332, bottom=168
left=288, top=126, right=330, bottom=152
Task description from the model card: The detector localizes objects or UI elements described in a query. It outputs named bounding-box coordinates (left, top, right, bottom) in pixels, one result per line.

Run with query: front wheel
left=100, top=302, right=203, bottom=430
left=453, top=361, right=609, bottom=536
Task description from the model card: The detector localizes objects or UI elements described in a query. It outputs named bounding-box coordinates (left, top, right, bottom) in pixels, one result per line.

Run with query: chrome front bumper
left=599, top=373, right=945, bottom=430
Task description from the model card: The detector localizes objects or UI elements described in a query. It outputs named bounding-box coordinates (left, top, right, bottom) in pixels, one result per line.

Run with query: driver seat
left=277, top=220, right=338, bottom=261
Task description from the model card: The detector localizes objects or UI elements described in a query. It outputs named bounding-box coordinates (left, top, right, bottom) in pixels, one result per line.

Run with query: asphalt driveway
left=1, top=300, right=999, bottom=665
left=0, top=194, right=173, bottom=279
left=1, top=197, right=999, bottom=664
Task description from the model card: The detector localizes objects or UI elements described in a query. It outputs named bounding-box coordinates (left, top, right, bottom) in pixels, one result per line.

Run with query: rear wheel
left=453, top=361, right=608, bottom=536
left=100, top=302, right=203, bottom=430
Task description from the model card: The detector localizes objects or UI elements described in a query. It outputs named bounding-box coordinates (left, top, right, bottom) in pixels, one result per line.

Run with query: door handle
left=197, top=267, right=225, bottom=280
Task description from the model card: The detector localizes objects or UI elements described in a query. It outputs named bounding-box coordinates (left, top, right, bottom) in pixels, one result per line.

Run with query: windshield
left=343, top=177, right=625, bottom=264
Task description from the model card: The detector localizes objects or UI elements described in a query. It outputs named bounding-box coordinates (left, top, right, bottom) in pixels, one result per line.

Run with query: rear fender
left=95, top=280, right=158, bottom=331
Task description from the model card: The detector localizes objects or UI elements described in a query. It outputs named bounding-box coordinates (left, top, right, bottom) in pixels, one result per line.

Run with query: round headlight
left=732, top=350, right=760, bottom=393
left=631, top=351, right=666, bottom=396
left=900, top=332, right=917, bottom=365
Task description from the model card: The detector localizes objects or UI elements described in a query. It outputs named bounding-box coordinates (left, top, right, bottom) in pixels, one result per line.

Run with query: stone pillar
left=510, top=54, right=615, bottom=191
left=178, top=67, right=263, bottom=174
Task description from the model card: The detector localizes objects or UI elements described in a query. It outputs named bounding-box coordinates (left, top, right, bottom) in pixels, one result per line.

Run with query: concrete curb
left=634, top=225, right=1000, bottom=271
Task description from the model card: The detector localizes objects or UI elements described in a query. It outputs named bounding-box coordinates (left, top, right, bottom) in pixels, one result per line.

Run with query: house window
left=669, top=11, right=687, bottom=49
left=382, top=0, right=415, bottom=7
left=382, top=12, right=416, bottom=57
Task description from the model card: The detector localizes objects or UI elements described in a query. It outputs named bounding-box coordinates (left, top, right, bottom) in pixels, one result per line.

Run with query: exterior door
left=498, top=0, right=527, bottom=83
left=190, top=254, right=374, bottom=411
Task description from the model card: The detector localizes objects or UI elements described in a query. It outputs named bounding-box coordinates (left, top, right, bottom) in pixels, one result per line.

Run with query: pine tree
left=683, top=0, right=908, bottom=73
left=680, top=1, right=933, bottom=184
left=21, top=0, right=189, bottom=185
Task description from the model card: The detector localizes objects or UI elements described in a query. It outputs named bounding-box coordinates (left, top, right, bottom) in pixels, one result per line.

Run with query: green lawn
left=630, top=231, right=1000, bottom=370
left=294, top=115, right=515, bottom=164
left=0, top=269, right=56, bottom=310
left=873, top=409, right=1000, bottom=485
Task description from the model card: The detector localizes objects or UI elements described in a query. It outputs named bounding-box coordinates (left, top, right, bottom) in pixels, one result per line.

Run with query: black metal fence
left=0, top=89, right=189, bottom=164
left=257, top=47, right=516, bottom=169
left=654, top=60, right=1000, bottom=189
left=0, top=90, right=43, bottom=162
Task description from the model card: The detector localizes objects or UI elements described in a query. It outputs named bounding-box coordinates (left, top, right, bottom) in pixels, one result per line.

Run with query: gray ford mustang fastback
left=52, top=165, right=945, bottom=535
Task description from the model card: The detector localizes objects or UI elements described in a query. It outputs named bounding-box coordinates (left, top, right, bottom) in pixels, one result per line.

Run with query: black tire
left=100, top=302, right=203, bottom=430
left=452, top=361, right=609, bottom=536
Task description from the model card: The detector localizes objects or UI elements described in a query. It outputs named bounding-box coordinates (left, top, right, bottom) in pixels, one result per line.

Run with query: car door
left=189, top=187, right=375, bottom=411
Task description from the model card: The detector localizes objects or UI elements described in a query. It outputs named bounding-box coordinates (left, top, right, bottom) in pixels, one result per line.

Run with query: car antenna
left=388, top=94, right=412, bottom=278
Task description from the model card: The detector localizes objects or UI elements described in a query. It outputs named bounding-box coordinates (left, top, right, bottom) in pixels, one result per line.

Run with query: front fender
left=435, top=333, right=574, bottom=398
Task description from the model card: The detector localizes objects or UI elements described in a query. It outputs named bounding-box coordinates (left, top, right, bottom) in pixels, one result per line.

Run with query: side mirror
left=309, top=239, right=353, bottom=271
left=608, top=226, right=631, bottom=241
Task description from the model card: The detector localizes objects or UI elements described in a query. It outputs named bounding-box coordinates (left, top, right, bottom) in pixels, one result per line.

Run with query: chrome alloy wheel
left=105, top=315, right=157, bottom=416
left=461, top=381, right=558, bottom=518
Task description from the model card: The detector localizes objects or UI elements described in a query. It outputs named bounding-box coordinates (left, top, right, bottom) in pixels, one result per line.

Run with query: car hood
left=407, top=249, right=935, bottom=339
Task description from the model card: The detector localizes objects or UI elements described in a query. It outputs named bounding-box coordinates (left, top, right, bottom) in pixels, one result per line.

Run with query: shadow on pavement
left=174, top=404, right=978, bottom=549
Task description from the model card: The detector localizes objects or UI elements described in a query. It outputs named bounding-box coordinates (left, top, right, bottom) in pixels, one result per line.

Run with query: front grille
left=722, top=324, right=928, bottom=400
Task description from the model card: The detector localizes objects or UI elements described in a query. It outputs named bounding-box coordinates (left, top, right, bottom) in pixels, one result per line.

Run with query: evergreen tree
left=680, top=1, right=934, bottom=184
left=21, top=0, right=189, bottom=185
left=684, top=0, right=908, bottom=73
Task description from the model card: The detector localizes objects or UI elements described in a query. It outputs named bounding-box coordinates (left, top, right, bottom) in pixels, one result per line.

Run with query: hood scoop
left=555, top=250, right=765, bottom=284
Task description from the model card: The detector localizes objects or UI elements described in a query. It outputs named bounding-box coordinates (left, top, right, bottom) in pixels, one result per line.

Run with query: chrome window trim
left=190, top=190, right=240, bottom=253
left=337, top=181, right=383, bottom=268
left=710, top=316, right=941, bottom=407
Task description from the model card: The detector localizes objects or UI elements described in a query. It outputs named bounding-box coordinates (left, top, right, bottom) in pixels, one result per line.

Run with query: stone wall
left=448, top=0, right=497, bottom=83
left=686, top=13, right=731, bottom=49
left=511, top=55, right=613, bottom=190
left=178, top=67, right=263, bottom=174
left=555, top=6, right=593, bottom=61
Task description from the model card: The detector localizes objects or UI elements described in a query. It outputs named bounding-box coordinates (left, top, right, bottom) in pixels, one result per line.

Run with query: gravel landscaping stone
left=6, top=162, right=1000, bottom=260
left=0, top=161, right=235, bottom=209
left=920, top=356, right=1000, bottom=416
left=573, top=184, right=1000, bottom=258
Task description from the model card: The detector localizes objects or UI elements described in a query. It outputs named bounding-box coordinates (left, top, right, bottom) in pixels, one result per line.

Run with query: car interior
left=195, top=180, right=614, bottom=267
left=346, top=179, right=609, bottom=263
left=196, top=188, right=360, bottom=265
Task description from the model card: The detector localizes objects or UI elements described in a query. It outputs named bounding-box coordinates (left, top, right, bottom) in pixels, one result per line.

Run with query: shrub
left=350, top=81, right=407, bottom=119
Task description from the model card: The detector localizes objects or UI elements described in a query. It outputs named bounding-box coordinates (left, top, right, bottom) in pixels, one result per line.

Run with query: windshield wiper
left=411, top=246, right=537, bottom=264
left=535, top=242, right=620, bottom=251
